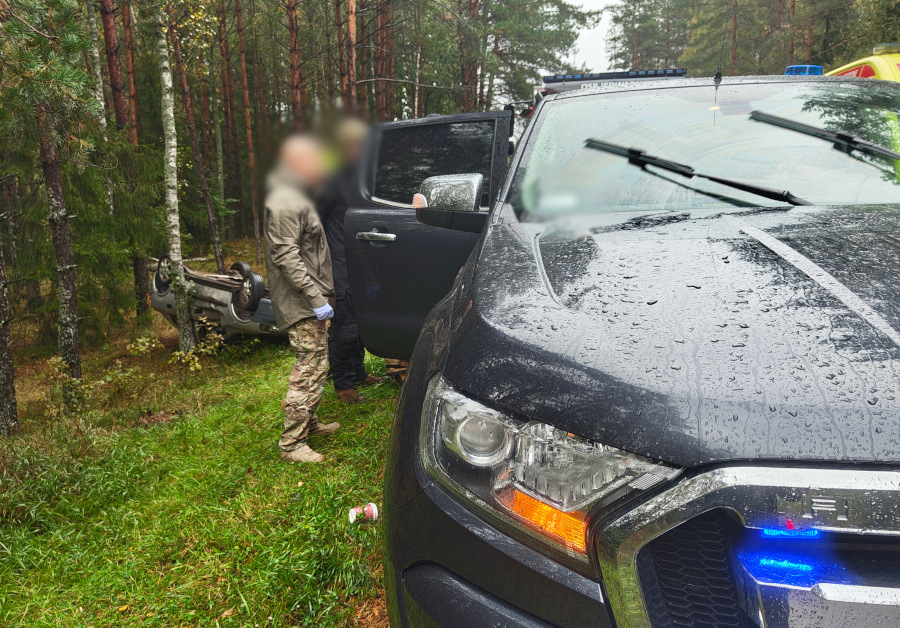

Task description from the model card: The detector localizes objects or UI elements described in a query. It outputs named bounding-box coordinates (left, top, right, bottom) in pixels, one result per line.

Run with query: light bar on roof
left=542, top=68, right=687, bottom=84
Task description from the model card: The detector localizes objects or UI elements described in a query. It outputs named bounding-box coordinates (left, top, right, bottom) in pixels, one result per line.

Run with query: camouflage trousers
left=279, top=317, right=329, bottom=452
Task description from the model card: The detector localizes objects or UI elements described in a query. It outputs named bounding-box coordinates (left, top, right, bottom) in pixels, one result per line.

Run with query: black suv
left=345, top=76, right=900, bottom=628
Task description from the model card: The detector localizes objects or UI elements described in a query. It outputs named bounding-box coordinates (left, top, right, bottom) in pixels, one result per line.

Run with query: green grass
left=0, top=338, right=397, bottom=627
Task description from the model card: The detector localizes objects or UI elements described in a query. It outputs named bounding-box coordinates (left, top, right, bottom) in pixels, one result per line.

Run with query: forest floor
left=0, top=242, right=395, bottom=627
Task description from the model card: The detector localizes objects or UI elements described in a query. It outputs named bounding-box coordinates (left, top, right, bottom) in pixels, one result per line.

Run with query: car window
left=374, top=120, right=495, bottom=207
left=510, top=81, right=900, bottom=219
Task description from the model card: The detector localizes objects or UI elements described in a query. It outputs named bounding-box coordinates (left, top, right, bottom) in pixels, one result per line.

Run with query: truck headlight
left=421, top=375, right=681, bottom=563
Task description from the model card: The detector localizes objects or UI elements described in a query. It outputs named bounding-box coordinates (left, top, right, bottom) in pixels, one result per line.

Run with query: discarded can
left=349, top=503, right=379, bottom=523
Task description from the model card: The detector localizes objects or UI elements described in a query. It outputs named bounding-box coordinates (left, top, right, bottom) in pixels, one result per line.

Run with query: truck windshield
left=510, top=81, right=900, bottom=218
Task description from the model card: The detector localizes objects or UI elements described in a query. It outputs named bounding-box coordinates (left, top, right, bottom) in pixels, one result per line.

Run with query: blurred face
left=280, top=136, right=326, bottom=187
left=340, top=138, right=364, bottom=165
left=335, top=118, right=369, bottom=165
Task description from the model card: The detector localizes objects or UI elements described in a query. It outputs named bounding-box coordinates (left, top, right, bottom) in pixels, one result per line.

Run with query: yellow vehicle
left=824, top=43, right=900, bottom=177
left=827, top=43, right=900, bottom=80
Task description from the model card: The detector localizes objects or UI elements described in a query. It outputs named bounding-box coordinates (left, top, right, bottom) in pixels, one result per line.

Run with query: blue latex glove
left=313, top=303, right=334, bottom=321
left=366, top=286, right=380, bottom=300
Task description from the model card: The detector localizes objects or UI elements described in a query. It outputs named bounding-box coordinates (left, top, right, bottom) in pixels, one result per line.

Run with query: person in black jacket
left=318, top=118, right=383, bottom=403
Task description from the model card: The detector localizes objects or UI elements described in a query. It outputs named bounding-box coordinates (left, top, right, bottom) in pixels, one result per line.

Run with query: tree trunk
left=477, top=7, right=486, bottom=112
left=132, top=256, right=150, bottom=318
left=485, top=32, right=498, bottom=112
left=477, top=62, right=485, bottom=110
left=374, top=0, right=385, bottom=120
left=214, top=84, right=226, bottom=204
left=805, top=0, right=815, bottom=62
left=255, top=52, right=272, bottom=160
left=85, top=0, right=116, bottom=217
left=347, top=0, right=357, bottom=112
left=288, top=0, right=303, bottom=129
left=300, top=56, right=308, bottom=124
left=336, top=0, right=347, bottom=108
left=358, top=0, right=368, bottom=117
left=99, top=0, right=129, bottom=130
left=36, top=103, right=83, bottom=398
left=169, top=6, right=226, bottom=275
left=99, top=54, right=114, bottom=122
left=458, top=0, right=480, bottom=112
left=730, top=0, right=738, bottom=76
left=788, top=0, right=795, bottom=64
left=416, top=43, right=425, bottom=116
left=122, top=0, right=140, bottom=143
left=271, top=31, right=283, bottom=131
left=85, top=0, right=108, bottom=133
left=0, top=219, right=18, bottom=435
left=155, top=7, right=196, bottom=354
left=200, top=49, right=215, bottom=169
left=234, top=0, right=262, bottom=263
left=324, top=4, right=336, bottom=107
left=90, top=0, right=146, bottom=319
left=386, top=1, right=396, bottom=119
left=218, top=2, right=244, bottom=233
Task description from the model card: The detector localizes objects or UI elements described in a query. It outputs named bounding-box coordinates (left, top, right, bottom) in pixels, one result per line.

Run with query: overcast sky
left=567, top=0, right=615, bottom=72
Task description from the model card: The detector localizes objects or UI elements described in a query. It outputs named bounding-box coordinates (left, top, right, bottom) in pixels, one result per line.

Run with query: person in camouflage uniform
left=264, top=135, right=339, bottom=464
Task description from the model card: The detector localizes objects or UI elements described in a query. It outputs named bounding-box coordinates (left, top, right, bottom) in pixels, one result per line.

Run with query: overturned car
left=150, top=255, right=284, bottom=338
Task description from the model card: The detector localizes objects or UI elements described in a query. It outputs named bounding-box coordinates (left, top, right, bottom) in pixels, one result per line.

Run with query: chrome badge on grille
left=776, top=492, right=850, bottom=527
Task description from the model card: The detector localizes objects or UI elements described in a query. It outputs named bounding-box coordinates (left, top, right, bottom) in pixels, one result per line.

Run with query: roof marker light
left=785, top=65, right=824, bottom=75
left=874, top=43, right=900, bottom=55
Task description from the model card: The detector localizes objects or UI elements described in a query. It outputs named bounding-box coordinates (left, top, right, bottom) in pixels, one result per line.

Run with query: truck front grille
left=636, top=510, right=752, bottom=628
left=596, top=467, right=900, bottom=628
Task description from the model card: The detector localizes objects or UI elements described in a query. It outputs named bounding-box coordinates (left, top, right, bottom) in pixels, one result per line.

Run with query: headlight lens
left=421, top=375, right=680, bottom=562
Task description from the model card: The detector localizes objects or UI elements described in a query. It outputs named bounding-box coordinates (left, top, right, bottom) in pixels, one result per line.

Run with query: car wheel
left=230, top=262, right=264, bottom=313
left=154, top=254, right=173, bottom=295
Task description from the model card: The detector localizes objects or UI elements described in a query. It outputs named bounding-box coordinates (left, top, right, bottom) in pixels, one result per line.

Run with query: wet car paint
left=442, top=202, right=900, bottom=467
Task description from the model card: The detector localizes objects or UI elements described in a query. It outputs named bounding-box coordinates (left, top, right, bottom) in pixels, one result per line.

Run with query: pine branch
left=6, top=6, right=60, bottom=41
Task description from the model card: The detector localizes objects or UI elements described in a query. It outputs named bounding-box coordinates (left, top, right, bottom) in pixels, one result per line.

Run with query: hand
left=366, top=286, right=380, bottom=300
left=313, top=303, right=334, bottom=321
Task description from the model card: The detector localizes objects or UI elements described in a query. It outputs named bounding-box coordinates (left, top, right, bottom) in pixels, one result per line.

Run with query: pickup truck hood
left=444, top=204, right=900, bottom=468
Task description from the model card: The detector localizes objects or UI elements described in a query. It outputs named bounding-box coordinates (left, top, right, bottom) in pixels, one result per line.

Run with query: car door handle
left=356, top=230, right=397, bottom=242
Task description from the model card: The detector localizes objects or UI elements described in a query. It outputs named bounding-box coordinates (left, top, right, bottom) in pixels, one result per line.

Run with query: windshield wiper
left=584, top=138, right=812, bottom=206
left=750, top=110, right=900, bottom=161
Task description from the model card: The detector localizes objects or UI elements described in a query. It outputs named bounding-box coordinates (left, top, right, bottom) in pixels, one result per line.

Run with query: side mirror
left=413, top=173, right=488, bottom=234
left=416, top=173, right=483, bottom=213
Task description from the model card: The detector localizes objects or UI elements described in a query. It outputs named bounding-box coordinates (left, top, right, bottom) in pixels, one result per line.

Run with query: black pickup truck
left=348, top=75, right=900, bottom=628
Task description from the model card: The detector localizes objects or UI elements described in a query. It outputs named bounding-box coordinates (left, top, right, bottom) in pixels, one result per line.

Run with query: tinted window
left=375, top=121, right=495, bottom=207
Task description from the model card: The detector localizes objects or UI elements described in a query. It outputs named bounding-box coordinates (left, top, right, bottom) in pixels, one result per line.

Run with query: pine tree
left=234, top=0, right=261, bottom=263
left=0, top=0, right=99, bottom=400
left=99, top=0, right=129, bottom=129
left=0, top=214, right=18, bottom=434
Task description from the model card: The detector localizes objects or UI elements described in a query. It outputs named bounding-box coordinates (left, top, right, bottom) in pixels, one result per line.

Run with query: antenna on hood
left=713, top=24, right=727, bottom=124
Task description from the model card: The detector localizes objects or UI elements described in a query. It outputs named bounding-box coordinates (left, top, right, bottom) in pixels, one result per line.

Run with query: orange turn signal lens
left=497, top=487, right=587, bottom=553
left=412, top=193, right=428, bottom=209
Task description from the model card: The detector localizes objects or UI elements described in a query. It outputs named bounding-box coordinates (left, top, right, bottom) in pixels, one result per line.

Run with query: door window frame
left=364, top=112, right=512, bottom=211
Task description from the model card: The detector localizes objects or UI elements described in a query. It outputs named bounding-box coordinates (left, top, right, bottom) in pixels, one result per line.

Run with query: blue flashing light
left=785, top=65, right=824, bottom=76
left=761, top=527, right=822, bottom=539
left=739, top=552, right=824, bottom=588
left=757, top=556, right=814, bottom=572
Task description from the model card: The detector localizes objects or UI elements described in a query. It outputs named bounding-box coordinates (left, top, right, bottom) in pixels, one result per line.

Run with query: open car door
left=345, top=111, right=513, bottom=360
